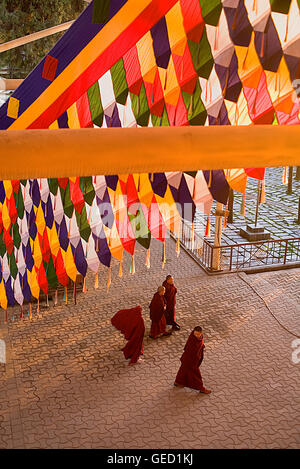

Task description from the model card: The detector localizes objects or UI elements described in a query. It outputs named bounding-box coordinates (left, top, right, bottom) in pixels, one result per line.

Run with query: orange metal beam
left=0, top=125, right=299, bottom=180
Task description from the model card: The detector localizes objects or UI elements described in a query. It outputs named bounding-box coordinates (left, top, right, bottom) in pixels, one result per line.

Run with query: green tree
left=0, top=0, right=86, bottom=78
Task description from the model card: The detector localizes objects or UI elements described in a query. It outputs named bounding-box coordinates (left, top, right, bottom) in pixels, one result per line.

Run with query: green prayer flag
left=9, top=251, right=18, bottom=280
left=129, top=206, right=151, bottom=250
left=48, top=178, right=59, bottom=196
left=199, top=0, right=222, bottom=26
left=45, top=256, right=58, bottom=290
left=61, top=183, right=74, bottom=219
left=184, top=171, right=198, bottom=178
left=182, top=81, right=207, bottom=126
left=87, top=81, right=104, bottom=127
left=110, top=58, right=129, bottom=105
left=14, top=189, right=24, bottom=220
left=92, top=0, right=110, bottom=24
left=188, top=28, right=214, bottom=79
left=160, top=107, right=170, bottom=126
left=75, top=205, right=91, bottom=242
left=131, top=84, right=150, bottom=127
left=270, top=0, right=291, bottom=14
left=80, top=177, right=95, bottom=206
left=0, top=233, right=6, bottom=257
left=151, top=108, right=169, bottom=126
left=13, top=223, right=21, bottom=249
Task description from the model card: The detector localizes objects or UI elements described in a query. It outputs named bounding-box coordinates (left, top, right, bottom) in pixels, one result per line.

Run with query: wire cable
left=237, top=272, right=300, bottom=339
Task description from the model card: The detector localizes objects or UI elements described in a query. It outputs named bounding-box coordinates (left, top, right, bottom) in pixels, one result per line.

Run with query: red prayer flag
left=55, top=249, right=68, bottom=287
left=42, top=55, right=59, bottom=82
left=37, top=263, right=48, bottom=294
left=69, top=177, right=85, bottom=214
left=3, top=229, right=14, bottom=255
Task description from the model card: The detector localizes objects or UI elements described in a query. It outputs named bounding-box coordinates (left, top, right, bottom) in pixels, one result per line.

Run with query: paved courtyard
left=195, top=166, right=300, bottom=244
left=0, top=237, right=299, bottom=449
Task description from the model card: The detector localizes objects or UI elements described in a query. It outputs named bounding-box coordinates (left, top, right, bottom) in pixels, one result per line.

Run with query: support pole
left=254, top=180, right=262, bottom=227
left=228, top=188, right=234, bottom=224
left=295, top=166, right=300, bottom=181
left=287, top=166, right=293, bottom=194
left=212, top=202, right=223, bottom=271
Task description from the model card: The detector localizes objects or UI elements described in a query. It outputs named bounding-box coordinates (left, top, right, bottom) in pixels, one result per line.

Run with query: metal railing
left=171, top=221, right=300, bottom=273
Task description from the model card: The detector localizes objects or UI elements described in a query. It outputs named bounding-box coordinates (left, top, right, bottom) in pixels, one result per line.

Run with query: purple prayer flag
left=149, top=173, right=167, bottom=197
left=74, top=240, right=88, bottom=277
left=0, top=182, right=5, bottom=204
left=99, top=190, right=114, bottom=228
left=28, top=207, right=37, bottom=240
left=224, top=0, right=252, bottom=47
left=57, top=218, right=69, bottom=252
left=178, top=176, right=196, bottom=222
left=215, top=53, right=242, bottom=103
left=150, top=16, right=171, bottom=69
left=42, top=197, right=54, bottom=229
left=208, top=102, right=231, bottom=126
left=23, top=241, right=35, bottom=272
left=4, top=278, right=15, bottom=306
left=105, top=104, right=121, bottom=127
left=92, top=230, right=111, bottom=267
left=30, top=180, right=41, bottom=208
left=254, top=16, right=283, bottom=72
left=105, top=175, right=118, bottom=190
left=203, top=170, right=229, bottom=205
left=20, top=272, right=32, bottom=302
left=57, top=111, right=69, bottom=128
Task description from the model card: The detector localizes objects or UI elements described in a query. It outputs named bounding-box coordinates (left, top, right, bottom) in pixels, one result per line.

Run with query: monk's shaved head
left=166, top=275, right=174, bottom=284
left=157, top=286, right=165, bottom=294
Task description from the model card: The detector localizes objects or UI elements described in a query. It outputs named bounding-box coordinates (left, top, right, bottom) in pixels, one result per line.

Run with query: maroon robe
left=149, top=292, right=167, bottom=339
left=111, top=306, right=145, bottom=364
left=162, top=280, right=178, bottom=325
left=175, top=331, right=205, bottom=391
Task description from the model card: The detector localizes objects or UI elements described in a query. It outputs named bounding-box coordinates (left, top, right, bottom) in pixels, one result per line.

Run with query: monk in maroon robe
left=111, top=305, right=145, bottom=365
left=149, top=286, right=172, bottom=339
left=163, top=275, right=180, bottom=330
left=174, top=326, right=211, bottom=394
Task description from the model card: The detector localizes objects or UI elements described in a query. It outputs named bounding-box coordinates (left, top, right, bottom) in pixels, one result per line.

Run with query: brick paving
left=0, top=237, right=299, bottom=449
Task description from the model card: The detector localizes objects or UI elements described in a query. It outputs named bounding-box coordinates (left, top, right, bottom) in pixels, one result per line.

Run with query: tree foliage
left=0, top=0, right=86, bottom=78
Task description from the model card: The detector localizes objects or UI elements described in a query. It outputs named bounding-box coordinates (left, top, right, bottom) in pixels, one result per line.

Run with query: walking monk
left=163, top=275, right=180, bottom=330
left=149, top=286, right=172, bottom=339
left=174, top=326, right=211, bottom=394
left=111, top=305, right=145, bottom=365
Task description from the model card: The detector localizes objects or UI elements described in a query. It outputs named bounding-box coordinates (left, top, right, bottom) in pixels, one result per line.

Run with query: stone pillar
left=212, top=202, right=223, bottom=271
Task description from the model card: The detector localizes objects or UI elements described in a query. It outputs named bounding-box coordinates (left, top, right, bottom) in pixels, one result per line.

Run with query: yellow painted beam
left=0, top=78, right=23, bottom=91
left=0, top=125, right=299, bottom=180
left=0, top=21, right=74, bottom=53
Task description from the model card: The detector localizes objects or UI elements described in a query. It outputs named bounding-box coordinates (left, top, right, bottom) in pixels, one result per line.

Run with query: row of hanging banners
left=0, top=166, right=291, bottom=322
left=0, top=0, right=300, bottom=319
